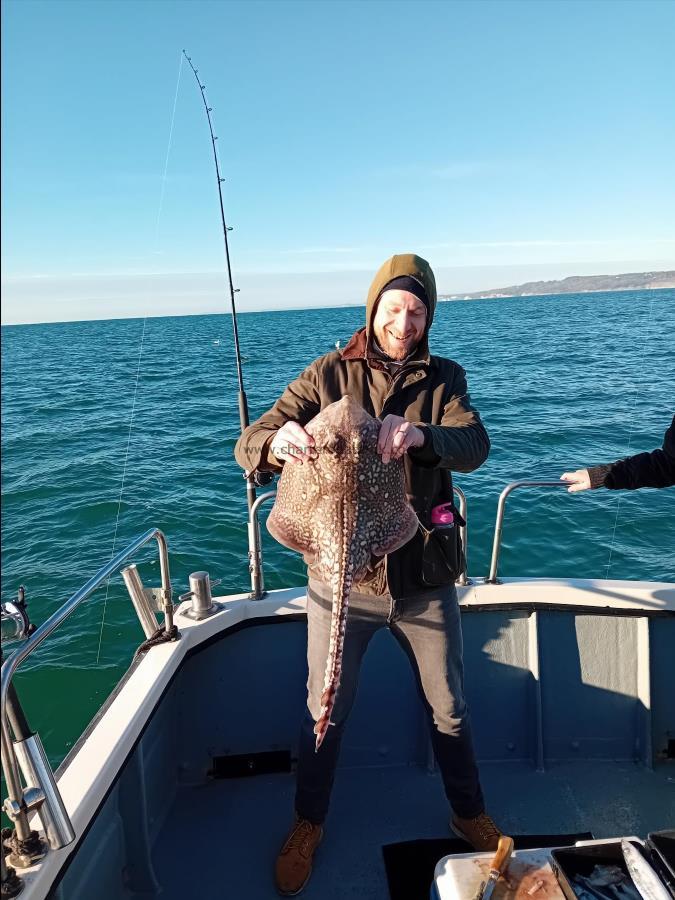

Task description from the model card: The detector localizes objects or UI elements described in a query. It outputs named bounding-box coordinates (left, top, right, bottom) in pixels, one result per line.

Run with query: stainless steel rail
left=248, top=487, right=470, bottom=591
left=1, top=527, right=173, bottom=852
left=453, top=486, right=468, bottom=586
left=486, top=481, right=570, bottom=584
left=248, top=491, right=277, bottom=599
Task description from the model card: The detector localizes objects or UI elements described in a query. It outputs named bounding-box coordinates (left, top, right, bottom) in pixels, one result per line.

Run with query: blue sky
left=2, top=0, right=674, bottom=323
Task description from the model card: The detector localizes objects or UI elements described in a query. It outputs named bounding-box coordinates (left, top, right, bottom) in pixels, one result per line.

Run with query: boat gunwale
left=13, top=575, right=675, bottom=899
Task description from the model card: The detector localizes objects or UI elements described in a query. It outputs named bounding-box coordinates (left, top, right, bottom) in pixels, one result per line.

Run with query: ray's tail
left=313, top=496, right=355, bottom=751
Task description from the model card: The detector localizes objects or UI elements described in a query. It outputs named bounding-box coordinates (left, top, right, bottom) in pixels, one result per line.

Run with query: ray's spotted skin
left=267, top=397, right=418, bottom=749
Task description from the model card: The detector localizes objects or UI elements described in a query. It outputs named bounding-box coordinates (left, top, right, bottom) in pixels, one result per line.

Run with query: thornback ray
left=266, top=396, right=419, bottom=750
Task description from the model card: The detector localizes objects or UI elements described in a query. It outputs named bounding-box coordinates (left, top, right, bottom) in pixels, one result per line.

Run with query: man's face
left=372, top=289, right=427, bottom=360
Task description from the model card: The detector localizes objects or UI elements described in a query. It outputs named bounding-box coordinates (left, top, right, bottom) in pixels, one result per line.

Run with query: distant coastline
left=440, top=270, right=675, bottom=301
left=4, top=271, right=675, bottom=327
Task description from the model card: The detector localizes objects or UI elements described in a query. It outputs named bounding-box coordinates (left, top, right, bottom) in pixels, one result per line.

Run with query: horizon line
left=3, top=286, right=674, bottom=328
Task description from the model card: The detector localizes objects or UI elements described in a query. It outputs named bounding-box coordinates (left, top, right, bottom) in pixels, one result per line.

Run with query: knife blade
left=474, top=835, right=515, bottom=900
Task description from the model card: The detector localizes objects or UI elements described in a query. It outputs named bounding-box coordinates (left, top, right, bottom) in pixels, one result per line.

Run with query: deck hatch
left=208, top=749, right=292, bottom=778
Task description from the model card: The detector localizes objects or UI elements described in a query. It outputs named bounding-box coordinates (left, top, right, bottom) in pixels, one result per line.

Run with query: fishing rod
left=183, top=50, right=272, bottom=598
left=181, top=52, right=252, bottom=442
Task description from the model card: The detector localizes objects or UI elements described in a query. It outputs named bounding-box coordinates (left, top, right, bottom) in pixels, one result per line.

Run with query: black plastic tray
left=551, top=840, right=661, bottom=900
left=647, top=830, right=675, bottom=897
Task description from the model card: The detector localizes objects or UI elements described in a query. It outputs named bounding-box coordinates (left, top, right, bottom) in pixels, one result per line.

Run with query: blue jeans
left=294, top=579, right=485, bottom=824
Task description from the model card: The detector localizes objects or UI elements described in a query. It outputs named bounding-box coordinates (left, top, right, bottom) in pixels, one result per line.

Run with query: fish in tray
left=570, top=863, right=642, bottom=900
left=621, top=841, right=671, bottom=900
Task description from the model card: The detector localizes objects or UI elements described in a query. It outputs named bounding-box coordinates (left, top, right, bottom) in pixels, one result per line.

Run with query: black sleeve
left=408, top=366, right=490, bottom=472
left=406, top=425, right=441, bottom=466
left=603, top=415, right=675, bottom=490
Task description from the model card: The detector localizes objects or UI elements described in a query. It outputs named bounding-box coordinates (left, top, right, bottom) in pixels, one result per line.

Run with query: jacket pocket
left=418, top=510, right=466, bottom=587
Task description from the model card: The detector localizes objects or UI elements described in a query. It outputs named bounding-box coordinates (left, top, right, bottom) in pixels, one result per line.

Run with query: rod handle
left=238, top=390, right=249, bottom=433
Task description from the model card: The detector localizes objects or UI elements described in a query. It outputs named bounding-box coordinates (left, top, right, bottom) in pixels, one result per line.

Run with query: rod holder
left=121, top=565, right=158, bottom=639
left=1, top=716, right=32, bottom=844
left=13, top=734, right=75, bottom=850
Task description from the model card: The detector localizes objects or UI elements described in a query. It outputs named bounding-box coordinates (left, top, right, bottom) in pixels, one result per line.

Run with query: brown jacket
left=234, top=253, right=490, bottom=598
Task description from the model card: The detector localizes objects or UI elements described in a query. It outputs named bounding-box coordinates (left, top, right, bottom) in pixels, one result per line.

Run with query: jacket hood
left=364, top=253, right=437, bottom=360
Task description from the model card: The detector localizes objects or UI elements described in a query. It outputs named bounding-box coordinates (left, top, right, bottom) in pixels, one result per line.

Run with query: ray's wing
left=358, top=449, right=419, bottom=558
left=371, top=507, right=418, bottom=556
left=267, top=458, right=322, bottom=566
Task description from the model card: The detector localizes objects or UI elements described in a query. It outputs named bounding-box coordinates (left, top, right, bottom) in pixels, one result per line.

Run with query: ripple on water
left=1, top=292, right=674, bottom=766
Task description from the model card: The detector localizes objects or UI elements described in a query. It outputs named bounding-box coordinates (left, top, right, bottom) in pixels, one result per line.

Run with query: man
left=561, top=414, right=675, bottom=491
left=235, top=254, right=501, bottom=896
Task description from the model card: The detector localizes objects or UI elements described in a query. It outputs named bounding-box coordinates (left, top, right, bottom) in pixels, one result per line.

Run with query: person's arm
left=562, top=415, right=675, bottom=492
left=594, top=415, right=675, bottom=489
left=408, top=365, right=490, bottom=472
left=234, top=360, right=322, bottom=473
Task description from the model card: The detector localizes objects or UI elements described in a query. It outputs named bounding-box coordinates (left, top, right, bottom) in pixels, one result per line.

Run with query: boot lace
left=473, top=813, right=500, bottom=842
left=283, top=818, right=317, bottom=857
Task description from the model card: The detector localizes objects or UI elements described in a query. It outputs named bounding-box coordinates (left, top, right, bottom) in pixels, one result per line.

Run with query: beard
left=374, top=325, right=420, bottom=361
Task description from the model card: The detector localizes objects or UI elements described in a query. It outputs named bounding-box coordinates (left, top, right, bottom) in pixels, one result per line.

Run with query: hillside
left=440, top=270, right=675, bottom=300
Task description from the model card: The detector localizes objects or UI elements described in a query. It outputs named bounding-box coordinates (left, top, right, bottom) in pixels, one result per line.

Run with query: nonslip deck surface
left=152, top=761, right=675, bottom=900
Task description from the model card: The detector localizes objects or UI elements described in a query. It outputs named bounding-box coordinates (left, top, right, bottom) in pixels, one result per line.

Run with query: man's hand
left=377, top=415, right=424, bottom=464
left=270, top=421, right=316, bottom=466
left=560, top=469, right=591, bottom=493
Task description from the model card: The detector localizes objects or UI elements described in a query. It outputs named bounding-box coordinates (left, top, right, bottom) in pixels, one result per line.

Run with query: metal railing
left=1, top=527, right=174, bottom=856
left=453, top=486, right=468, bottom=586
left=247, top=487, right=470, bottom=596
left=486, top=481, right=569, bottom=584
left=248, top=491, right=277, bottom=599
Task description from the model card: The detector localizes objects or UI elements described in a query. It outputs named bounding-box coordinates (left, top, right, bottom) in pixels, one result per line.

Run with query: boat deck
left=152, top=760, right=674, bottom=900
left=33, top=589, right=675, bottom=900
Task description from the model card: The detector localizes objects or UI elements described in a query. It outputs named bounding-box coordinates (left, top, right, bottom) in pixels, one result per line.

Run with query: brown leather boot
left=274, top=816, right=323, bottom=896
left=451, top=812, right=502, bottom=852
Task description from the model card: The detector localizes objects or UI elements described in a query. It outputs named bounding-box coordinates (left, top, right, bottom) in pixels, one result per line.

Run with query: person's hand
left=560, top=469, right=592, bottom=493
left=270, top=422, right=316, bottom=466
left=377, top=415, right=424, bottom=464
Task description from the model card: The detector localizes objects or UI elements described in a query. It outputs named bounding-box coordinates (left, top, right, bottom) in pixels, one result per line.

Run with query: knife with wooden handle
left=474, top=835, right=515, bottom=900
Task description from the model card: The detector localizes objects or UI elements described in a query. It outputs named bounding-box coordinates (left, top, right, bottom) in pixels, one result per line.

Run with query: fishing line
left=154, top=50, right=184, bottom=249
left=95, top=317, right=147, bottom=665
left=603, top=296, right=656, bottom=578
left=95, top=52, right=185, bottom=661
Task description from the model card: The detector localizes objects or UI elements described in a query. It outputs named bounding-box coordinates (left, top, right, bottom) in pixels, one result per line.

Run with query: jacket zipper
left=379, top=365, right=428, bottom=601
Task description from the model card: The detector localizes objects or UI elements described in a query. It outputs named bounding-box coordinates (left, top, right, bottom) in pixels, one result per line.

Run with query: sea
left=1, top=289, right=674, bottom=769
